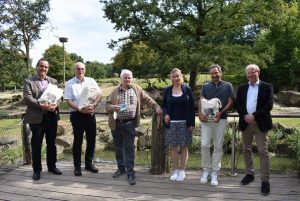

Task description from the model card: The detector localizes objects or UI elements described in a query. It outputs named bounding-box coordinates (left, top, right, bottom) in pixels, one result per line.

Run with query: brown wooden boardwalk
left=0, top=161, right=299, bottom=201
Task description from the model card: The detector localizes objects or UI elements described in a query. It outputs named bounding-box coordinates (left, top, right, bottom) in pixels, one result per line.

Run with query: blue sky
left=31, top=0, right=126, bottom=65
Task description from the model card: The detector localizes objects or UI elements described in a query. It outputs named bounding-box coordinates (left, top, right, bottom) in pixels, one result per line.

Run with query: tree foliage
left=0, top=48, right=29, bottom=91
left=101, top=0, right=282, bottom=89
left=85, top=61, right=113, bottom=79
left=0, top=0, right=50, bottom=69
left=43, top=44, right=73, bottom=83
left=262, top=1, right=300, bottom=90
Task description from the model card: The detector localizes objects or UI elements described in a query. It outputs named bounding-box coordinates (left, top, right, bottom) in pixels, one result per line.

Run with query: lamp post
left=59, top=37, right=68, bottom=84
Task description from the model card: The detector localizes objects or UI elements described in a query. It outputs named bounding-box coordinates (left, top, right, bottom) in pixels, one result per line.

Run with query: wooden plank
left=1, top=162, right=299, bottom=201
left=1, top=172, right=299, bottom=201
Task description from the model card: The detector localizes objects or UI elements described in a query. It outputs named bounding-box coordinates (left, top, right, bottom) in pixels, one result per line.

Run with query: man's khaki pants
left=242, top=122, right=270, bottom=182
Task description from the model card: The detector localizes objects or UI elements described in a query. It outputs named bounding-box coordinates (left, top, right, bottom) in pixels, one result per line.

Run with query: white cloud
left=31, top=0, right=127, bottom=65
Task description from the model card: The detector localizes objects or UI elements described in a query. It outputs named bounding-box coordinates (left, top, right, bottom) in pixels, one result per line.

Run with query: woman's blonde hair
left=170, top=68, right=184, bottom=84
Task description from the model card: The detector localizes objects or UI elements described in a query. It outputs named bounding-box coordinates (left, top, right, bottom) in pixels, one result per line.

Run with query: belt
left=116, top=118, right=135, bottom=123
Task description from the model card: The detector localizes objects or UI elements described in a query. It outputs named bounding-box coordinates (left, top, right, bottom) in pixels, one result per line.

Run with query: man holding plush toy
left=198, top=64, right=234, bottom=186
left=64, top=62, right=102, bottom=176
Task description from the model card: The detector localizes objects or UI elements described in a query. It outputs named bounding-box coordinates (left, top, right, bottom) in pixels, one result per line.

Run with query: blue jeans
left=112, top=120, right=136, bottom=176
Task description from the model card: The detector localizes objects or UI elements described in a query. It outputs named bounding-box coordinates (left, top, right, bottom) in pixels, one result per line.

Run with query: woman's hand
left=187, top=126, right=194, bottom=133
left=164, top=114, right=170, bottom=125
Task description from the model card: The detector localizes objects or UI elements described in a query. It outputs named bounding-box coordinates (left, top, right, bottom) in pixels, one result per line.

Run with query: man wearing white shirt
left=235, top=64, right=274, bottom=195
left=64, top=62, right=102, bottom=176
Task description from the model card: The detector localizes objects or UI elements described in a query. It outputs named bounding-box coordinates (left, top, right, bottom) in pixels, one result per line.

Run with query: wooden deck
left=0, top=161, right=299, bottom=201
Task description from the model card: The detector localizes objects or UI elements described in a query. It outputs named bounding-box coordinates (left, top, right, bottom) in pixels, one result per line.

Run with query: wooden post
left=150, top=113, right=167, bottom=174
left=21, top=114, right=32, bottom=165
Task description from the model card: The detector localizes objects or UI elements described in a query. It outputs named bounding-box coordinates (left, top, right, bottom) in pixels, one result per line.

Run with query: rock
left=137, top=135, right=151, bottom=151
left=57, top=125, right=65, bottom=136
left=274, top=91, right=300, bottom=107
left=11, top=95, right=22, bottom=102
left=56, top=138, right=71, bottom=148
left=0, top=138, right=17, bottom=146
left=98, top=131, right=110, bottom=142
left=135, top=124, right=150, bottom=137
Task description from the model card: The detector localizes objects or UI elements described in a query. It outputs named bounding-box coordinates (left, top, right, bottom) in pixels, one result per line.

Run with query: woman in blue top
left=162, top=68, right=195, bottom=182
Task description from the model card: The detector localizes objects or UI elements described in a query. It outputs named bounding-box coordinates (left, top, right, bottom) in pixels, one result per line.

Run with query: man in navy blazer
left=23, top=58, right=62, bottom=180
left=235, top=64, right=273, bottom=195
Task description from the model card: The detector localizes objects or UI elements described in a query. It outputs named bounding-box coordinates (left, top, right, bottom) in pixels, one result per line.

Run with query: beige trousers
left=242, top=122, right=270, bottom=181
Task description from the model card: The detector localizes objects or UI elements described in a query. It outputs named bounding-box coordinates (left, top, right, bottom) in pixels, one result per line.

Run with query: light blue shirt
left=246, top=80, right=259, bottom=114
left=64, top=76, right=101, bottom=111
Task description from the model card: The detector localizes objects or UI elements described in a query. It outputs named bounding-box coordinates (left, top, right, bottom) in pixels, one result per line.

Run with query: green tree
left=101, top=0, right=282, bottom=90
left=261, top=1, right=300, bottom=91
left=43, top=44, right=73, bottom=83
left=70, top=52, right=84, bottom=63
left=0, top=48, right=29, bottom=91
left=85, top=61, right=113, bottom=79
left=0, top=0, right=50, bottom=69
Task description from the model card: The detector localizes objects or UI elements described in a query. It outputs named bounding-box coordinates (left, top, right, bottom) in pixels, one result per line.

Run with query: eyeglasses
left=246, top=71, right=257, bottom=75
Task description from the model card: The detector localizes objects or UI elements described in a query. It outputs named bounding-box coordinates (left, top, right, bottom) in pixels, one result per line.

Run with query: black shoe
left=261, top=181, right=270, bottom=195
left=48, top=167, right=62, bottom=175
left=85, top=164, right=99, bottom=173
left=128, top=175, right=136, bottom=185
left=113, top=169, right=126, bottom=178
left=74, top=167, right=82, bottom=176
left=241, top=174, right=254, bottom=185
left=32, top=172, right=40, bottom=180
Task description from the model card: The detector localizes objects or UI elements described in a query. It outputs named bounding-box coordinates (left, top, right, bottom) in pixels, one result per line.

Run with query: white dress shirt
left=64, top=76, right=101, bottom=111
left=246, top=80, right=259, bottom=114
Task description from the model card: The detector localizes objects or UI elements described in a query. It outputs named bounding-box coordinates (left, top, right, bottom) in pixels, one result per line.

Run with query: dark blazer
left=162, top=84, right=195, bottom=128
left=235, top=81, right=274, bottom=132
left=23, top=75, right=59, bottom=124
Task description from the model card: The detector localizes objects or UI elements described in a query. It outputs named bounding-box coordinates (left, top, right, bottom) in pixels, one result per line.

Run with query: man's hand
left=244, top=114, right=255, bottom=124
left=198, top=113, right=208, bottom=122
left=40, top=103, right=57, bottom=112
left=155, top=107, right=163, bottom=115
left=112, top=105, right=121, bottom=112
left=214, top=112, right=222, bottom=123
left=80, top=105, right=95, bottom=114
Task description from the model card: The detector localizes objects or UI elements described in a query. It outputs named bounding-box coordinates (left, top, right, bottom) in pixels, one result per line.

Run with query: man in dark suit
left=235, top=64, right=273, bottom=195
left=23, top=58, right=62, bottom=180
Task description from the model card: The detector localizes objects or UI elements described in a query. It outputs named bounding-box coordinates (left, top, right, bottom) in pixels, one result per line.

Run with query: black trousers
left=29, top=113, right=58, bottom=172
left=70, top=112, right=96, bottom=168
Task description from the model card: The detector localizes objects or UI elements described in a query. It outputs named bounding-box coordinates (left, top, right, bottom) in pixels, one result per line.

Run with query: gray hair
left=208, top=64, right=222, bottom=73
left=73, top=62, right=85, bottom=69
left=245, top=64, right=260, bottom=73
left=120, top=69, right=133, bottom=78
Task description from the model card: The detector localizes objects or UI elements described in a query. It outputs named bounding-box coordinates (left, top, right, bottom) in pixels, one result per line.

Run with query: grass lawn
left=273, top=118, right=300, bottom=129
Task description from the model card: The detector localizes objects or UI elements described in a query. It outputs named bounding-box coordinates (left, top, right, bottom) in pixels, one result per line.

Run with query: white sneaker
left=211, top=171, right=218, bottom=186
left=200, top=170, right=210, bottom=184
left=176, top=170, right=186, bottom=182
left=170, top=169, right=179, bottom=181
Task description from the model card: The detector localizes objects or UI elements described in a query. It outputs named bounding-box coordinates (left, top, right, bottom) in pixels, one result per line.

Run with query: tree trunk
left=25, top=43, right=31, bottom=69
left=189, top=66, right=198, bottom=91
left=1, top=82, right=5, bottom=92
left=150, top=113, right=167, bottom=174
left=22, top=114, right=32, bottom=165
